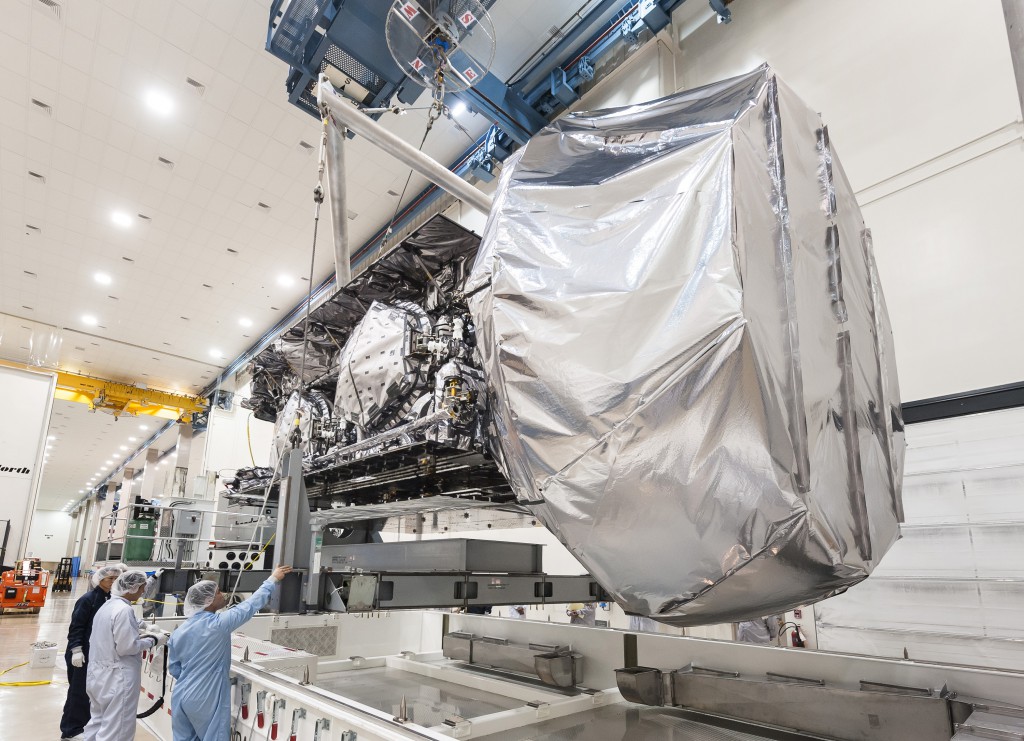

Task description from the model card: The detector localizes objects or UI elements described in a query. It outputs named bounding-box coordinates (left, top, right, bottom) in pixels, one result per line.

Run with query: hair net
left=111, top=570, right=149, bottom=598
left=90, top=563, right=126, bottom=588
left=184, top=580, right=219, bottom=617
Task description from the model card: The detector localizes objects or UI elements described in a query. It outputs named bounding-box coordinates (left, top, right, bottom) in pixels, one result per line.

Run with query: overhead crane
left=0, top=359, right=207, bottom=422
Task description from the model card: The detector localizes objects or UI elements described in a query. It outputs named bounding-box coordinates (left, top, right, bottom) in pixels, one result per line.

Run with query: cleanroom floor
left=0, top=578, right=160, bottom=741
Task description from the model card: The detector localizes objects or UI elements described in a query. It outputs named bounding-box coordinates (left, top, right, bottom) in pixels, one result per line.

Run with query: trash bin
left=29, top=643, right=58, bottom=668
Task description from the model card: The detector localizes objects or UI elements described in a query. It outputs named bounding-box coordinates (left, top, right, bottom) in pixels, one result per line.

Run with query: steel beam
left=317, top=78, right=493, bottom=215
left=324, top=116, right=352, bottom=287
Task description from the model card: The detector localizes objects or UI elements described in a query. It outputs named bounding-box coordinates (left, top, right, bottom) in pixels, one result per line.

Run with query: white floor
left=0, top=577, right=159, bottom=740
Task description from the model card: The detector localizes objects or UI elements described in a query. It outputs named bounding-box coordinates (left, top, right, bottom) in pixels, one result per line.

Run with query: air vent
left=162, top=342, right=171, bottom=346
left=74, top=346, right=85, bottom=351
left=23, top=270, right=37, bottom=277
left=31, top=98, right=53, bottom=115
left=257, top=201, right=270, bottom=210
left=107, top=295, right=118, bottom=300
left=35, top=0, right=61, bottom=19
left=137, top=213, right=152, bottom=220
left=185, top=77, right=206, bottom=96
left=347, top=209, right=358, bottom=220
left=226, top=247, right=238, bottom=254
left=26, top=224, right=41, bottom=232
left=201, top=283, right=212, bottom=288
left=157, top=156, right=175, bottom=170
left=180, top=316, right=190, bottom=320
left=28, top=170, right=46, bottom=183
left=22, top=305, right=34, bottom=311
left=121, top=256, right=134, bottom=262
left=386, top=189, right=399, bottom=197
left=298, top=140, right=314, bottom=152
left=270, top=306, right=279, bottom=311
left=548, top=24, right=565, bottom=39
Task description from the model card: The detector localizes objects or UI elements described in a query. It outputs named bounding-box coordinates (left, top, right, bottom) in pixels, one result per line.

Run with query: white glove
left=138, top=620, right=152, bottom=633
left=71, top=648, right=85, bottom=668
left=149, top=630, right=170, bottom=647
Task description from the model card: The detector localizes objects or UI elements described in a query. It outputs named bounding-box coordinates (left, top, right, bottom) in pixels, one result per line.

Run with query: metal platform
left=486, top=704, right=805, bottom=741
left=315, top=666, right=521, bottom=727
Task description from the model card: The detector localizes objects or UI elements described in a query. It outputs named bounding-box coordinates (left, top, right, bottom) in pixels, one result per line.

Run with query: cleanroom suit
left=82, top=596, right=157, bottom=740
left=61, top=584, right=110, bottom=738
left=168, top=577, right=278, bottom=741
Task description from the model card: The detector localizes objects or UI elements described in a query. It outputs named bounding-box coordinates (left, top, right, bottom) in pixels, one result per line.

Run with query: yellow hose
left=0, top=661, right=51, bottom=687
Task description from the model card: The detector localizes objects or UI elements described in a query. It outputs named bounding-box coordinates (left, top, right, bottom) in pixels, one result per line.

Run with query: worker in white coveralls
left=168, top=565, right=292, bottom=741
left=60, top=563, right=126, bottom=741
left=83, top=570, right=169, bottom=741
left=736, top=615, right=782, bottom=644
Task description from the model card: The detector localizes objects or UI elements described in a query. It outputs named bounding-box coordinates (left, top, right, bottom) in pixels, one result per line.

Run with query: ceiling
left=0, top=0, right=603, bottom=510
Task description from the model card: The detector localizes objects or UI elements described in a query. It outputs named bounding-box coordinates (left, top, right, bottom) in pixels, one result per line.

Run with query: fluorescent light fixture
left=452, top=101, right=467, bottom=116
left=110, top=211, right=133, bottom=228
left=79, top=489, right=84, bottom=493
left=81, top=314, right=98, bottom=326
left=238, top=317, right=253, bottom=327
left=94, top=272, right=112, bottom=285
left=277, top=275, right=294, bottom=287
left=209, top=348, right=223, bottom=359
left=47, top=435, right=55, bottom=440
left=143, top=89, right=175, bottom=117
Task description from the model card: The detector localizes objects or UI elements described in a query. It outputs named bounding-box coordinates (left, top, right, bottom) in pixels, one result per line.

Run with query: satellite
left=384, top=0, right=496, bottom=98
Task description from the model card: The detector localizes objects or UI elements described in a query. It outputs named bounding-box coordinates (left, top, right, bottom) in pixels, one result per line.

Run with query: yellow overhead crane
left=0, top=359, right=207, bottom=422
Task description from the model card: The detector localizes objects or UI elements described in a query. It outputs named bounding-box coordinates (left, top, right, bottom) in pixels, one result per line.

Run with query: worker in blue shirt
left=168, top=565, right=292, bottom=741
left=59, top=563, right=125, bottom=741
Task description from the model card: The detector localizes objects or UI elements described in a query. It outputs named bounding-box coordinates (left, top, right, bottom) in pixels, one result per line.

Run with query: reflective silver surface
left=333, top=301, right=425, bottom=430
left=314, top=667, right=520, bottom=726
left=490, top=704, right=788, bottom=741
left=467, top=65, right=905, bottom=625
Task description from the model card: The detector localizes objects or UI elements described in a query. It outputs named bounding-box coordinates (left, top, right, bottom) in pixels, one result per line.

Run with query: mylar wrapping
left=466, top=65, right=905, bottom=625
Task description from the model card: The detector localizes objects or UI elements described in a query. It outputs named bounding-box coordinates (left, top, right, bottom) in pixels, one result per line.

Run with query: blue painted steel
left=210, top=0, right=698, bottom=420
left=453, top=72, right=547, bottom=145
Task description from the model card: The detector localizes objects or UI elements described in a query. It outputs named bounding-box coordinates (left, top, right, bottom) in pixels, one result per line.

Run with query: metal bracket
left=709, top=0, right=732, bottom=24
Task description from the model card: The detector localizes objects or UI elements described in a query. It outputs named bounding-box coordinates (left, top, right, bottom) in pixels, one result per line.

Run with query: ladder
left=53, top=558, right=73, bottom=592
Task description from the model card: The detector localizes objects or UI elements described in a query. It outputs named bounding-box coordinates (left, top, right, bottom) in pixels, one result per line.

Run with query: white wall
left=24, top=509, right=73, bottom=564
left=814, top=407, right=1024, bottom=670
left=671, top=0, right=1022, bottom=400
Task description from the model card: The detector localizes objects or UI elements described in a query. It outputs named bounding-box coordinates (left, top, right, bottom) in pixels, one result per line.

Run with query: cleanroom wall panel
left=0, top=364, right=55, bottom=560
left=815, top=407, right=1024, bottom=670
left=671, top=0, right=1022, bottom=400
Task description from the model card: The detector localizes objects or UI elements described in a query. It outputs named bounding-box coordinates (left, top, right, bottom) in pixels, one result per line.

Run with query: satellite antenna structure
left=385, top=0, right=496, bottom=102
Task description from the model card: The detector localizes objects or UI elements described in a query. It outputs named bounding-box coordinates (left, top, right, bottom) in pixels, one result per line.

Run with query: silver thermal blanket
left=466, top=65, right=905, bottom=625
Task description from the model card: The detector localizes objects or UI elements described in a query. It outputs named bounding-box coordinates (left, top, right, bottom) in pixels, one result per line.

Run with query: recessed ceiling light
left=120, top=445, right=128, bottom=451
left=451, top=101, right=467, bottom=116
left=111, top=211, right=133, bottom=228
left=94, top=272, right=112, bottom=285
left=238, top=317, right=253, bottom=328
left=81, top=314, right=98, bottom=326
left=209, top=348, right=223, bottom=359
left=139, top=424, right=150, bottom=431
left=128, top=436, right=137, bottom=442
left=277, top=275, right=294, bottom=287
left=143, top=89, right=175, bottom=117
left=79, top=489, right=84, bottom=493
left=48, top=435, right=55, bottom=440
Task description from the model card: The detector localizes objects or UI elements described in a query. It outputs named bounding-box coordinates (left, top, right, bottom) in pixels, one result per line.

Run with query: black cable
left=376, top=106, right=441, bottom=261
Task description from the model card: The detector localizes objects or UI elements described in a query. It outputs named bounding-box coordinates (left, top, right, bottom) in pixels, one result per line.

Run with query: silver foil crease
left=333, top=301, right=427, bottom=430
left=466, top=65, right=905, bottom=625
